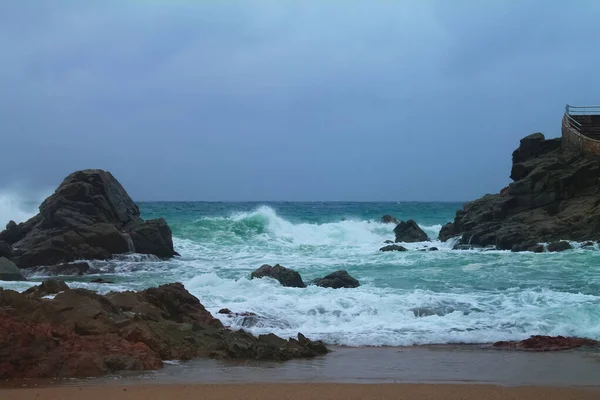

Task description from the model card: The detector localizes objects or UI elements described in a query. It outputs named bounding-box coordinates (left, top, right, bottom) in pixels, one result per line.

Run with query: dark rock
left=250, top=264, right=306, bottom=288
left=0, top=241, right=13, bottom=258
left=0, top=282, right=328, bottom=378
left=0, top=170, right=177, bottom=269
left=22, top=261, right=96, bottom=277
left=91, top=278, right=114, bottom=284
left=218, top=308, right=232, bottom=314
left=453, top=244, right=483, bottom=250
left=313, top=270, right=359, bottom=289
left=383, top=240, right=395, bottom=244
left=129, top=219, right=177, bottom=258
left=24, top=279, right=70, bottom=298
left=394, top=220, right=429, bottom=243
left=582, top=241, right=595, bottom=248
left=0, top=220, right=22, bottom=245
left=428, top=247, right=439, bottom=251
left=379, top=244, right=408, bottom=252
left=547, top=241, right=573, bottom=252
left=511, top=242, right=545, bottom=253
left=492, top=335, right=600, bottom=351
left=0, top=257, right=26, bottom=281
left=439, top=134, right=600, bottom=248
left=381, top=215, right=399, bottom=224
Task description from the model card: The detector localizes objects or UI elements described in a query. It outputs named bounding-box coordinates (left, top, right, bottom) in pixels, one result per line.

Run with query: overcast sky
left=1, top=0, right=600, bottom=201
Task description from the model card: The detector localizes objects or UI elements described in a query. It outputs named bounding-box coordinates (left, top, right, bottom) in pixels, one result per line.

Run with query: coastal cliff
left=439, top=133, right=600, bottom=249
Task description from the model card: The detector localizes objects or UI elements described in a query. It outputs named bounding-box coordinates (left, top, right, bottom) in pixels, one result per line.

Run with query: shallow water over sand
left=48, top=346, right=600, bottom=387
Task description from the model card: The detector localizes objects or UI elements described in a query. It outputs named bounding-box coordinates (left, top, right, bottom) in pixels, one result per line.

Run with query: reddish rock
left=0, top=309, right=162, bottom=379
left=493, top=335, right=600, bottom=351
left=0, top=282, right=329, bottom=379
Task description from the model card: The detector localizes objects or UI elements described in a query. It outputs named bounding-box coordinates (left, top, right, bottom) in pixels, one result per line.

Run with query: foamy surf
left=4, top=202, right=600, bottom=347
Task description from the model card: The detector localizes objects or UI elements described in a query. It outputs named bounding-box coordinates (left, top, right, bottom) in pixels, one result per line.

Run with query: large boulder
left=0, top=282, right=328, bottom=378
left=0, top=170, right=177, bottom=268
left=250, top=264, right=306, bottom=288
left=0, top=257, right=26, bottom=281
left=313, top=270, right=359, bottom=289
left=439, top=134, right=600, bottom=249
left=547, top=241, right=573, bottom=252
left=394, top=220, right=429, bottom=243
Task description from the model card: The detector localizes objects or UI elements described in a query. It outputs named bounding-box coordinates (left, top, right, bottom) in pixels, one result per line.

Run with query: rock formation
left=381, top=215, right=399, bottom=224
left=492, top=335, right=600, bottom=351
left=251, top=264, right=306, bottom=288
left=394, top=220, right=429, bottom=243
left=0, top=170, right=177, bottom=269
left=379, top=244, right=408, bottom=252
left=439, top=133, right=600, bottom=249
left=313, top=270, right=359, bottom=289
left=0, top=257, right=25, bottom=281
left=0, top=282, right=328, bottom=379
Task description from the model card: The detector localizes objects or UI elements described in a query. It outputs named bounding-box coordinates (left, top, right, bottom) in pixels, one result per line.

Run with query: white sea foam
left=184, top=273, right=600, bottom=346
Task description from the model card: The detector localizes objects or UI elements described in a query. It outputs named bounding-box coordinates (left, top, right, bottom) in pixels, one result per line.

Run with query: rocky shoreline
left=2, top=167, right=600, bottom=380
left=438, top=133, right=600, bottom=250
left=0, top=280, right=329, bottom=379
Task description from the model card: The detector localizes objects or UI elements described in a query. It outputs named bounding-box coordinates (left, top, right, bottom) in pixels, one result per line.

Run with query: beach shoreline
left=3, top=383, right=600, bottom=400
left=3, top=345, right=600, bottom=390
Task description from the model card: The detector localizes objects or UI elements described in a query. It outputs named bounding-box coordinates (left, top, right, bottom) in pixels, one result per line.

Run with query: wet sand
left=3, top=383, right=600, bottom=400
left=53, top=345, right=600, bottom=387
left=3, top=346, right=600, bottom=399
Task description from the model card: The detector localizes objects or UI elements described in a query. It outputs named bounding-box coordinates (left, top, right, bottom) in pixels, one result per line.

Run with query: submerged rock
left=0, top=282, right=328, bottom=379
left=381, top=215, right=399, bottom=224
left=22, top=261, right=97, bottom=277
left=511, top=242, right=544, bottom=253
left=0, top=257, right=26, bottom=281
left=492, top=335, right=600, bottom=351
left=547, top=241, right=573, bottom=252
left=379, top=244, right=408, bottom=252
left=313, top=270, right=359, bottom=289
left=250, top=264, right=306, bottom=288
left=0, top=169, right=177, bottom=269
left=383, top=240, right=395, bottom=244
left=394, top=220, right=429, bottom=243
left=439, top=133, right=600, bottom=248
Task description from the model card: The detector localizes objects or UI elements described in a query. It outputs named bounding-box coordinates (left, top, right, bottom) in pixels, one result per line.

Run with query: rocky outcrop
left=439, top=133, right=600, bottom=249
left=0, top=241, right=12, bottom=258
left=379, top=244, right=408, bottom=252
left=394, top=220, right=428, bottom=243
left=0, top=257, right=25, bottom=281
left=22, top=261, right=97, bottom=277
left=0, top=282, right=328, bottom=379
left=381, top=215, right=399, bottom=224
left=0, top=170, right=177, bottom=269
left=313, top=270, right=359, bottom=289
left=492, top=335, right=600, bottom=351
left=511, top=242, right=544, bottom=253
left=251, top=264, right=306, bottom=288
left=547, top=241, right=573, bottom=252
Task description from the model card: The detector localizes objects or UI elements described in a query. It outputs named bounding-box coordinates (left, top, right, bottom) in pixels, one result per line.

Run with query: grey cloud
left=1, top=1, right=599, bottom=201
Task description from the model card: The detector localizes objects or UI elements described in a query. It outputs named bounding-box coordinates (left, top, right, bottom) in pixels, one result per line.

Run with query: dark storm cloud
left=1, top=0, right=599, bottom=201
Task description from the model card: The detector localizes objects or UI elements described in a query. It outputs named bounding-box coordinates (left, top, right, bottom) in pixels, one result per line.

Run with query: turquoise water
left=4, top=201, right=600, bottom=346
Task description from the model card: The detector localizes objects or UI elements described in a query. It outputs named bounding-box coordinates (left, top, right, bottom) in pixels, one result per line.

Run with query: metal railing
left=564, top=104, right=600, bottom=134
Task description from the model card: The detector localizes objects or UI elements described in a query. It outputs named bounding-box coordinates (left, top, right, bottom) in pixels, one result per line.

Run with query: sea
left=2, top=201, right=600, bottom=347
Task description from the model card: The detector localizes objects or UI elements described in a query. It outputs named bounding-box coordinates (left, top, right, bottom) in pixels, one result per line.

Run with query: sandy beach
left=3, top=383, right=599, bottom=400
